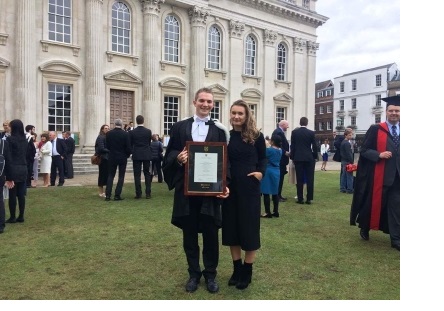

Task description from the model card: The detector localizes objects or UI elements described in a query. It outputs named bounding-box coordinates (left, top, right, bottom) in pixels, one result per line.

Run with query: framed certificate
left=184, top=141, right=227, bottom=196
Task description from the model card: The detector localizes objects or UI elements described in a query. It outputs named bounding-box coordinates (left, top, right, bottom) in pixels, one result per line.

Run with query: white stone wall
left=0, top=0, right=327, bottom=151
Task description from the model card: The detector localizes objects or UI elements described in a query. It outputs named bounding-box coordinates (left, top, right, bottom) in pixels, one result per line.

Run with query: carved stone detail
left=188, top=6, right=209, bottom=25
left=229, top=20, right=245, bottom=38
left=0, top=33, right=8, bottom=46
left=293, top=37, right=306, bottom=53
left=307, top=40, right=319, bottom=55
left=264, top=29, right=277, bottom=46
left=140, top=0, right=164, bottom=14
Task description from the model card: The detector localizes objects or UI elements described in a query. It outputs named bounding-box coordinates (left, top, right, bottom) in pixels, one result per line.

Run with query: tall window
left=317, top=91, right=322, bottom=98
left=48, top=0, right=72, bottom=43
left=351, top=116, right=357, bottom=126
left=327, top=105, right=332, bottom=113
left=351, top=98, right=357, bottom=109
left=163, top=96, right=179, bottom=136
left=245, top=35, right=256, bottom=75
left=164, top=15, right=180, bottom=63
left=112, top=2, right=131, bottom=54
left=327, top=121, right=332, bottom=130
left=249, top=104, right=257, bottom=118
left=210, top=100, right=221, bottom=121
left=376, top=74, right=382, bottom=87
left=339, top=100, right=344, bottom=110
left=208, top=26, right=221, bottom=70
left=340, top=81, right=344, bottom=93
left=48, top=83, right=71, bottom=131
left=318, top=122, right=323, bottom=131
left=375, top=114, right=381, bottom=123
left=277, top=43, right=287, bottom=81
left=275, top=107, right=286, bottom=125
left=319, top=106, right=324, bottom=114
left=351, top=79, right=357, bottom=91
left=375, top=94, right=382, bottom=106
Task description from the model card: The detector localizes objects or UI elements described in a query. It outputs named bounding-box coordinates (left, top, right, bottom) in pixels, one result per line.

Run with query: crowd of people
left=0, top=91, right=400, bottom=294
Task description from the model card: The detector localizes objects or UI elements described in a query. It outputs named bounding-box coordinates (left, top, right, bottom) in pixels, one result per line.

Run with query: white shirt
left=192, top=115, right=209, bottom=142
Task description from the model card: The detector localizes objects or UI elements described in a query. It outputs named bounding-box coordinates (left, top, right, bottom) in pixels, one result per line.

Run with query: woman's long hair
left=99, top=124, right=109, bottom=136
left=9, top=119, right=25, bottom=138
left=230, top=100, right=260, bottom=144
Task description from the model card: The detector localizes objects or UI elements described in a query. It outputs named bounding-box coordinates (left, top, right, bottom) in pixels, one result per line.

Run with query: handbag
left=346, top=163, right=357, bottom=172
left=91, top=154, right=101, bottom=165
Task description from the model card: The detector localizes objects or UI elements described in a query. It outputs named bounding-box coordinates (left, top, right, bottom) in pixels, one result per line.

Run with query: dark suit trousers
left=106, top=160, right=127, bottom=197
left=182, top=197, right=219, bottom=280
left=133, top=160, right=152, bottom=196
left=294, top=160, right=315, bottom=201
left=151, top=159, right=163, bottom=182
left=385, top=173, right=400, bottom=245
left=278, top=165, right=287, bottom=197
left=64, top=154, right=74, bottom=178
left=50, top=155, right=65, bottom=184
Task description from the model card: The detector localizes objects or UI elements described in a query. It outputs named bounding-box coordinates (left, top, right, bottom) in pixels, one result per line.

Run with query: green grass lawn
left=1, top=170, right=399, bottom=300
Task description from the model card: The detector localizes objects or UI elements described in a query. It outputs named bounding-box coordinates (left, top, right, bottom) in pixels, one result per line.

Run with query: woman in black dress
left=95, top=124, right=110, bottom=197
left=222, top=100, right=267, bottom=290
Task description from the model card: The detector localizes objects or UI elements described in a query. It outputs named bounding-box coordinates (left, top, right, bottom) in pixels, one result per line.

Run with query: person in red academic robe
left=350, top=95, right=400, bottom=251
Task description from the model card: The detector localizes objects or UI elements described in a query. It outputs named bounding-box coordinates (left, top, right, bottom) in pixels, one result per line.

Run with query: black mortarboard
left=382, top=95, right=400, bottom=107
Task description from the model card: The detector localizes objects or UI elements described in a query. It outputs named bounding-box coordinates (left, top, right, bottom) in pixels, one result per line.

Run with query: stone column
left=140, top=0, right=164, bottom=133
left=262, top=29, right=278, bottom=130
left=15, top=0, right=36, bottom=124
left=0, top=0, right=9, bottom=45
left=227, top=20, right=245, bottom=107
left=188, top=6, right=209, bottom=115
left=83, top=0, right=104, bottom=152
left=306, top=40, right=319, bottom=129
left=292, top=37, right=307, bottom=120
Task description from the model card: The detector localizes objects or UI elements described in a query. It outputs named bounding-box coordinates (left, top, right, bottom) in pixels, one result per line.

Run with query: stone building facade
left=0, top=0, right=327, bottom=152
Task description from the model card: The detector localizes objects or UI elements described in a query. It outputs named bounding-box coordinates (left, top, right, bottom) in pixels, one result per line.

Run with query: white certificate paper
left=194, top=152, right=218, bottom=183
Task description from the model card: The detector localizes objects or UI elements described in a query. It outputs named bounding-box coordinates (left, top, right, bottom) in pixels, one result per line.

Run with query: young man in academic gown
left=350, top=95, right=400, bottom=251
left=162, top=87, right=229, bottom=294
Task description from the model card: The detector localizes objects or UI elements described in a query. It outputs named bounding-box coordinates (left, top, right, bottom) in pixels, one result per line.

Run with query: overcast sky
left=314, top=0, right=400, bottom=83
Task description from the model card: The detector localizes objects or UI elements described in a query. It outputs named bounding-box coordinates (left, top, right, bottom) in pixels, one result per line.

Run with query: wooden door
left=110, top=89, right=134, bottom=128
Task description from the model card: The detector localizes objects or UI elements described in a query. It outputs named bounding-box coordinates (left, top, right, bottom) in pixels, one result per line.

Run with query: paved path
left=53, top=158, right=344, bottom=187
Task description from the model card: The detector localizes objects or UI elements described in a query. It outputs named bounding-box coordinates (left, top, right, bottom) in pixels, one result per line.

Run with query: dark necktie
left=391, top=125, right=399, bottom=149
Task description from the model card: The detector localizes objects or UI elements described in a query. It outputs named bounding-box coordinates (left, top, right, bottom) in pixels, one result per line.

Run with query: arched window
left=245, top=35, right=256, bottom=75
left=208, top=26, right=221, bottom=70
left=277, top=43, right=287, bottom=81
left=112, top=2, right=131, bottom=54
left=164, top=15, right=180, bottom=63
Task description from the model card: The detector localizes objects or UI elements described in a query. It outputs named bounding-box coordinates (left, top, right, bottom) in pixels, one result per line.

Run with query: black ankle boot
left=228, top=259, right=243, bottom=286
left=236, top=262, right=252, bottom=290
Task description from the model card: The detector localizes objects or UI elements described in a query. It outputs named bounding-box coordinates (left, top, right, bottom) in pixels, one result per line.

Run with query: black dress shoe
left=272, top=212, right=280, bottom=218
left=305, top=200, right=311, bottom=205
left=134, top=195, right=142, bottom=199
left=114, top=196, right=124, bottom=201
left=279, top=196, right=287, bottom=202
left=57, top=183, right=64, bottom=186
left=391, top=243, right=400, bottom=251
left=296, top=200, right=304, bottom=204
left=205, top=279, right=219, bottom=293
left=6, top=218, right=16, bottom=223
left=360, top=228, right=369, bottom=241
left=105, top=197, right=111, bottom=201
left=146, top=194, right=151, bottom=199
left=16, top=217, right=24, bottom=223
left=185, top=278, right=200, bottom=292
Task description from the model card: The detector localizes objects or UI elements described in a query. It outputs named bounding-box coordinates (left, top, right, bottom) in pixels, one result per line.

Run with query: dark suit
left=272, top=127, right=289, bottom=198
left=50, top=138, right=67, bottom=185
left=290, top=126, right=318, bottom=202
left=129, top=125, right=152, bottom=197
left=64, top=136, right=75, bottom=178
left=105, top=127, right=131, bottom=198
left=162, top=117, right=227, bottom=281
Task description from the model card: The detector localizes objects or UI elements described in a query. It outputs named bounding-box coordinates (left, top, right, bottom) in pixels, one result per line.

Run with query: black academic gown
left=162, top=117, right=227, bottom=229
left=350, top=123, right=400, bottom=233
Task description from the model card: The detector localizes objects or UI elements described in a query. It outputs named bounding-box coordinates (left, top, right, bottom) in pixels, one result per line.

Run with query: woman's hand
left=247, top=172, right=263, bottom=181
left=216, top=187, right=230, bottom=199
